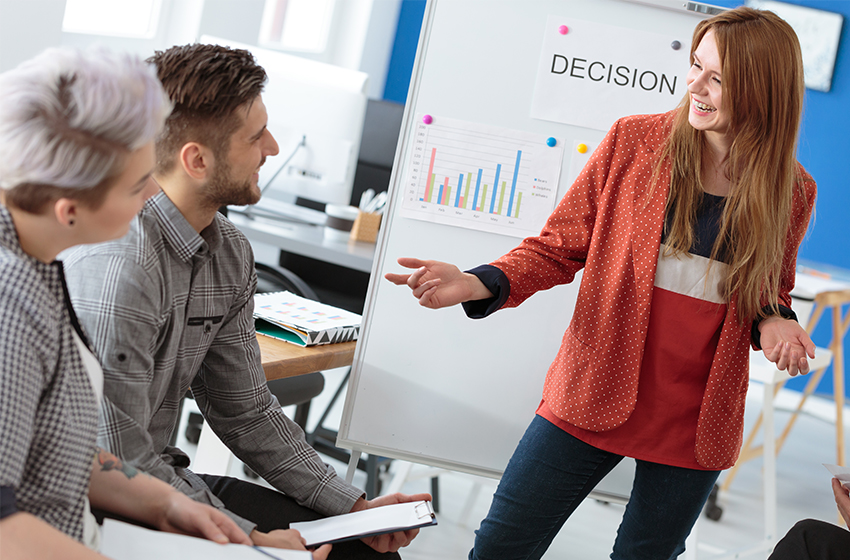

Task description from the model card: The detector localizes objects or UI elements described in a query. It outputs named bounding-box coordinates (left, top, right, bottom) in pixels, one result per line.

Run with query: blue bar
left=455, top=173, right=463, bottom=207
left=490, top=164, right=501, bottom=213
left=473, top=169, right=482, bottom=210
left=507, top=150, right=522, bottom=217
left=437, top=183, right=444, bottom=205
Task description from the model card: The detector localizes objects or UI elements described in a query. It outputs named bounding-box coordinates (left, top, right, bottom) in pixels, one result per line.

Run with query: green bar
left=464, top=173, right=472, bottom=208
left=427, top=173, right=436, bottom=203
left=481, top=185, right=488, bottom=211
left=445, top=186, right=452, bottom=206
left=497, top=181, right=507, bottom=214
left=515, top=192, right=522, bottom=218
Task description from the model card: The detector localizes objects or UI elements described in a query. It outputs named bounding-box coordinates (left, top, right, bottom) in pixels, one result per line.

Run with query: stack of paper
left=254, top=291, right=361, bottom=347
left=100, top=519, right=311, bottom=559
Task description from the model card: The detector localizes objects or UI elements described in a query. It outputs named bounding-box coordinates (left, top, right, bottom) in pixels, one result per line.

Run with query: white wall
left=0, top=0, right=66, bottom=72
left=0, top=0, right=402, bottom=100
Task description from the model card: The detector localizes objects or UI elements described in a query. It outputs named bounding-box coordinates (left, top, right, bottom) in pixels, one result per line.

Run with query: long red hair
left=658, top=7, right=806, bottom=321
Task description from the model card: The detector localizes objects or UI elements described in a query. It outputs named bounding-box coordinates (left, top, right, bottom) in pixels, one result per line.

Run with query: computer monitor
left=200, top=36, right=369, bottom=209
left=350, top=99, right=405, bottom=207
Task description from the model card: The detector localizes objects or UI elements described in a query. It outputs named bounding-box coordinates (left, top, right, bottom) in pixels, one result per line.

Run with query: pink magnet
left=558, top=25, right=569, bottom=35
left=422, top=115, right=433, bottom=125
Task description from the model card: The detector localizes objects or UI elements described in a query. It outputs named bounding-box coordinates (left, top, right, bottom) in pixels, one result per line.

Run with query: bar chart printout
left=400, top=115, right=564, bottom=238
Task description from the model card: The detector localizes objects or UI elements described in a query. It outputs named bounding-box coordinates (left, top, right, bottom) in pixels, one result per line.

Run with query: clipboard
left=290, top=501, right=437, bottom=547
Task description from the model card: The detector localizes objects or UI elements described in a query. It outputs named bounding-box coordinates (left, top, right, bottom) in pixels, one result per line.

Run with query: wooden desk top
left=257, top=335, right=356, bottom=381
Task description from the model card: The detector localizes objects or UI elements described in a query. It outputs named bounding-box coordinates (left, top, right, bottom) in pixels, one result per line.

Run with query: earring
left=69, top=220, right=75, bottom=226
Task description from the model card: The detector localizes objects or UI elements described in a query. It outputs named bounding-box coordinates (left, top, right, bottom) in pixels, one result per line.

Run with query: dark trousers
left=199, top=474, right=401, bottom=560
left=769, top=519, right=850, bottom=560
left=469, top=415, right=721, bottom=560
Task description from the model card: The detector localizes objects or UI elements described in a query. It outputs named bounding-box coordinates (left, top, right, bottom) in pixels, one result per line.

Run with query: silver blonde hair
left=0, top=46, right=171, bottom=194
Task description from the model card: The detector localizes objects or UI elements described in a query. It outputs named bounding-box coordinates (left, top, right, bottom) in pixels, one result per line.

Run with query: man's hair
left=0, top=47, right=170, bottom=213
left=147, top=44, right=267, bottom=174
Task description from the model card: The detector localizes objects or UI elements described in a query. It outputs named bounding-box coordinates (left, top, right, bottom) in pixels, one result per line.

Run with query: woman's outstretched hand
left=759, top=316, right=815, bottom=376
left=384, top=257, right=493, bottom=309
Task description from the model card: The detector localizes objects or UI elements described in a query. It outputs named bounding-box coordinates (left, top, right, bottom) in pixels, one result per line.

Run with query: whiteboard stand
left=345, top=450, right=360, bottom=484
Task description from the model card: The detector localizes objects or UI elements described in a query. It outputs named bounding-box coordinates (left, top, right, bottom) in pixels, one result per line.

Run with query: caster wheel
left=705, top=504, right=723, bottom=521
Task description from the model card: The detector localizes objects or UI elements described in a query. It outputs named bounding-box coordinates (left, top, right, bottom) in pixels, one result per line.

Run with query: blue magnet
left=546, top=137, right=557, bottom=147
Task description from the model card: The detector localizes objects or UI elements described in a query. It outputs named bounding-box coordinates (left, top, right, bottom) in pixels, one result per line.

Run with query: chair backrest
left=255, top=262, right=320, bottom=301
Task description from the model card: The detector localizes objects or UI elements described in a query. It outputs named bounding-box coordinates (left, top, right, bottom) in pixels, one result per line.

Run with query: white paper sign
left=531, top=16, right=692, bottom=131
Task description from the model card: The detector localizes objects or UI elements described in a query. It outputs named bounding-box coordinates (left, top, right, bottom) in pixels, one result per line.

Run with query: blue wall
left=385, top=0, right=850, bottom=397
left=382, top=0, right=426, bottom=104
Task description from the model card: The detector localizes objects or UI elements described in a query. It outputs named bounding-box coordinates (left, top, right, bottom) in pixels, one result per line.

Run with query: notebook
left=254, top=291, right=361, bottom=347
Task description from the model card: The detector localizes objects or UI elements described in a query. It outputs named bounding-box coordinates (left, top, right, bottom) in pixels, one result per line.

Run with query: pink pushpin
left=558, top=25, right=569, bottom=35
left=423, top=115, right=433, bottom=125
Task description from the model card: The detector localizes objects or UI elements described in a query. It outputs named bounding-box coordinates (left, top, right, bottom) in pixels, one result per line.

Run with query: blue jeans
left=469, top=415, right=721, bottom=560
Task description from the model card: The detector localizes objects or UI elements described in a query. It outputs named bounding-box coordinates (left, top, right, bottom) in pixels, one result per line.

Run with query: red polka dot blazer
left=491, top=111, right=816, bottom=470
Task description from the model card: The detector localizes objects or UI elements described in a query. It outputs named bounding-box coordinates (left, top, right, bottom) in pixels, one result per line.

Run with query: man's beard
left=204, top=156, right=262, bottom=208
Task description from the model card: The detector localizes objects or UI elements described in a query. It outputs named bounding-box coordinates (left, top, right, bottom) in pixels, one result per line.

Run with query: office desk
left=258, top=336, right=356, bottom=381
left=193, top=336, right=357, bottom=475
left=228, top=211, right=375, bottom=273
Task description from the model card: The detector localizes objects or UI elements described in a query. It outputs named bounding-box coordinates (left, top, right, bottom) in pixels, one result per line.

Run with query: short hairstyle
left=0, top=47, right=171, bottom=213
left=147, top=44, right=267, bottom=174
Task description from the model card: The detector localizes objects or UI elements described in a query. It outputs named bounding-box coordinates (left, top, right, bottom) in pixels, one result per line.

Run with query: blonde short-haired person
left=0, top=47, right=252, bottom=559
left=387, top=7, right=817, bottom=559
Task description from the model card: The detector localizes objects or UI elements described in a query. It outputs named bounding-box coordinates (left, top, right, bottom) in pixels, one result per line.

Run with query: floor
left=176, top=367, right=849, bottom=560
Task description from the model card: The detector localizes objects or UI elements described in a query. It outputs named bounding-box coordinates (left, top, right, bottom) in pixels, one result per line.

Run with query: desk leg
left=763, top=381, right=777, bottom=549
left=346, top=450, right=361, bottom=484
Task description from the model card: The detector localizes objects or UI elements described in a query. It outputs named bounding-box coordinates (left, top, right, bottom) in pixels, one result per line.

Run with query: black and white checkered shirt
left=63, top=192, right=362, bottom=534
left=0, top=204, right=98, bottom=541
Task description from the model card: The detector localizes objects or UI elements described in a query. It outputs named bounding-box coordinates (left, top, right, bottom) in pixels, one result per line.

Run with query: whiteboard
left=338, top=0, right=714, bottom=492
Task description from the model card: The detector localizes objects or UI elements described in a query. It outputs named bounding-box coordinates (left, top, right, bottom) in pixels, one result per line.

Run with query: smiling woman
left=384, top=6, right=819, bottom=560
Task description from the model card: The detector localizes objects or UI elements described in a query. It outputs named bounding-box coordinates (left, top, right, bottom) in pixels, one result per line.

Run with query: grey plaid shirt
left=0, top=204, right=98, bottom=541
left=63, top=192, right=362, bottom=534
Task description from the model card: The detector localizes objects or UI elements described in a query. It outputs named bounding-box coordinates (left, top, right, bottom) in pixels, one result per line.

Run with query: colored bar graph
left=497, top=181, right=507, bottom=214
left=507, top=150, right=522, bottom=217
left=473, top=169, right=482, bottom=211
left=424, top=148, right=436, bottom=202
left=414, top=137, right=534, bottom=219
left=489, top=164, right=501, bottom=213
